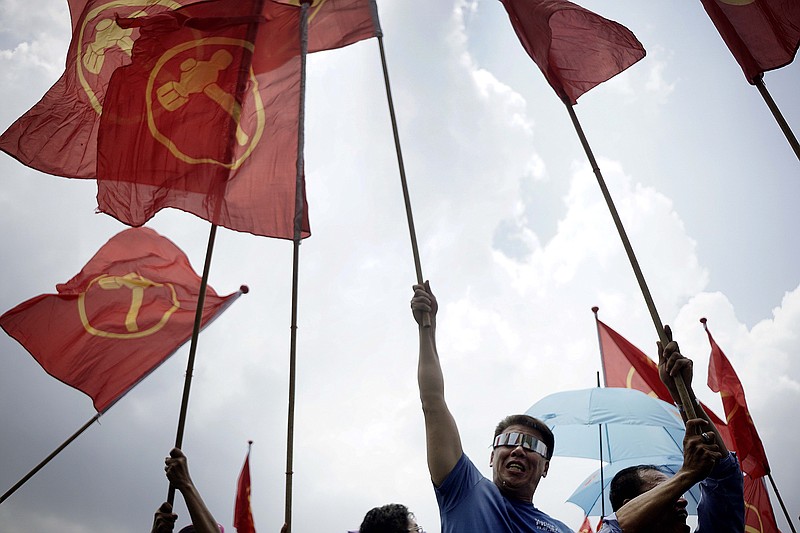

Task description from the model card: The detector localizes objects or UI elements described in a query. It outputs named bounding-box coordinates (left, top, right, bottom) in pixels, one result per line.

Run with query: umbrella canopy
left=525, top=387, right=686, bottom=463
left=568, top=456, right=701, bottom=517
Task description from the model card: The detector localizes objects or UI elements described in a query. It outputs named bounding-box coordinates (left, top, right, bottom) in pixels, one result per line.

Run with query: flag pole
left=592, top=307, right=608, bottom=387
left=375, top=25, right=430, bottom=328
left=766, top=474, right=798, bottom=533
left=168, top=222, right=218, bottom=505
left=284, top=3, right=311, bottom=531
left=563, top=101, right=696, bottom=419
left=596, top=371, right=605, bottom=518
left=0, top=413, right=100, bottom=504
left=754, top=75, right=800, bottom=162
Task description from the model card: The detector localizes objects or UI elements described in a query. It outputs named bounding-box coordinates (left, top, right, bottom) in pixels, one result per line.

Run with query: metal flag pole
left=596, top=371, right=605, bottom=518
left=168, top=222, right=218, bottom=505
left=375, top=20, right=430, bottom=328
left=0, top=413, right=100, bottom=504
left=563, top=101, right=696, bottom=419
left=284, top=3, right=311, bottom=531
left=754, top=75, right=800, bottom=162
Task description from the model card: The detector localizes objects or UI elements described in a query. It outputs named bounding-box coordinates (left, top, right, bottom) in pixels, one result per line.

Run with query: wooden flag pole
left=376, top=29, right=430, bottom=327
left=284, top=3, right=311, bottom=532
left=0, top=413, right=101, bottom=504
left=168, top=222, right=218, bottom=505
left=563, top=101, right=696, bottom=420
left=754, top=76, right=800, bottom=162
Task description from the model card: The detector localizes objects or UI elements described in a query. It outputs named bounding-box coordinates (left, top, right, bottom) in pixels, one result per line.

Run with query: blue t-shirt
left=435, top=453, right=574, bottom=533
left=598, top=453, right=744, bottom=533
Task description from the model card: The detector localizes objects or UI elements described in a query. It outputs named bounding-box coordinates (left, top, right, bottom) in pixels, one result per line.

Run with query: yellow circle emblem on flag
left=77, top=0, right=184, bottom=115
left=145, top=38, right=266, bottom=169
left=78, top=273, right=180, bottom=339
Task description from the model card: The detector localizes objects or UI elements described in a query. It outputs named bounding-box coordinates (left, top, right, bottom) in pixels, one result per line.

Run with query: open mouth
left=506, top=461, right=525, bottom=472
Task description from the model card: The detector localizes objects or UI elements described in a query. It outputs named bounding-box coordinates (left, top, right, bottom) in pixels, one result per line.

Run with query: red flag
left=0, top=0, right=379, bottom=186
left=700, top=0, right=800, bottom=84
left=234, top=444, right=256, bottom=533
left=499, top=0, right=645, bottom=104
left=597, top=317, right=779, bottom=530
left=705, top=322, right=770, bottom=478
left=744, top=475, right=781, bottom=533
left=578, top=515, right=594, bottom=533
left=0, top=227, right=241, bottom=413
left=597, top=318, right=737, bottom=448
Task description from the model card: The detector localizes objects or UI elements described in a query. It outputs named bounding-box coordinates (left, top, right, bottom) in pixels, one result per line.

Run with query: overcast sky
left=0, top=1, right=798, bottom=532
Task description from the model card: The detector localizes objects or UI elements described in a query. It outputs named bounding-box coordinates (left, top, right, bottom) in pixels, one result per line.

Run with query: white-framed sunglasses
left=492, top=432, right=549, bottom=458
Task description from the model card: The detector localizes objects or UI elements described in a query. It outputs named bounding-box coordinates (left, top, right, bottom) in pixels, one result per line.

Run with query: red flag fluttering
left=499, top=0, right=645, bottom=104
left=0, top=0, right=194, bottom=178
left=597, top=316, right=780, bottom=531
left=0, top=227, right=241, bottom=413
left=234, top=443, right=256, bottom=533
left=699, top=0, right=800, bottom=84
left=1, top=0, right=380, bottom=238
left=704, top=321, right=770, bottom=478
left=96, top=0, right=309, bottom=239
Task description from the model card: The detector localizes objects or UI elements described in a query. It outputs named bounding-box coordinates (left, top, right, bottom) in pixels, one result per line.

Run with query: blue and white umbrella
left=526, top=387, right=686, bottom=463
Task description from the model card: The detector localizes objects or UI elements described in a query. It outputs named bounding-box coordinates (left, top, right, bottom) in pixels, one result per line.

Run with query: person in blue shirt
left=411, top=282, right=573, bottom=533
left=598, top=332, right=744, bottom=533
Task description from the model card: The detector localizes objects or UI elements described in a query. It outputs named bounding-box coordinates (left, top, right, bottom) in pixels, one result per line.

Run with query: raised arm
left=411, top=281, right=462, bottom=486
left=165, top=448, right=219, bottom=533
left=658, top=327, right=730, bottom=456
left=615, top=419, right=723, bottom=532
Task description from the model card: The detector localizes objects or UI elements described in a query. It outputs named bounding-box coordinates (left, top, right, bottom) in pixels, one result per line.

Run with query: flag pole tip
left=591, top=306, right=599, bottom=314
left=248, top=440, right=253, bottom=445
left=699, top=317, right=707, bottom=324
left=240, top=285, right=250, bottom=294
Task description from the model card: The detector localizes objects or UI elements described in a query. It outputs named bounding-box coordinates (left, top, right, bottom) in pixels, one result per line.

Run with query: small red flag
left=234, top=444, right=256, bottom=533
left=699, top=0, right=800, bottom=84
left=499, top=0, right=645, bottom=104
left=744, top=475, right=781, bottom=533
left=0, top=227, right=241, bottom=413
left=705, top=323, right=770, bottom=478
left=578, top=515, right=594, bottom=533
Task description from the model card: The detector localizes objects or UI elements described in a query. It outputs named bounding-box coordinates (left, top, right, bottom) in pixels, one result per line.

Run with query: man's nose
left=675, top=497, right=688, bottom=509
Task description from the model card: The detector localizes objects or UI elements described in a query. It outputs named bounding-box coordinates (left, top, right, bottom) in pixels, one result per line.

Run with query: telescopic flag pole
left=564, top=101, right=696, bottom=419
left=284, top=3, right=311, bottom=532
left=375, top=24, right=430, bottom=327
left=754, top=75, right=800, bottom=162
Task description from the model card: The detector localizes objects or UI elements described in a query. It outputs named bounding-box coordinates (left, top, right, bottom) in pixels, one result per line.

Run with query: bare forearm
left=417, top=326, right=461, bottom=485
left=179, top=484, right=218, bottom=533
left=616, top=471, right=695, bottom=532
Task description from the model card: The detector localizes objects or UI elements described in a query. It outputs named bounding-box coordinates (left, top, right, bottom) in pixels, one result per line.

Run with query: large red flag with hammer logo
left=0, top=227, right=242, bottom=413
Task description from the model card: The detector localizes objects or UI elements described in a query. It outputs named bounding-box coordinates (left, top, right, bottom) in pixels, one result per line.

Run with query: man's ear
left=542, top=459, right=550, bottom=478
left=489, top=449, right=495, bottom=468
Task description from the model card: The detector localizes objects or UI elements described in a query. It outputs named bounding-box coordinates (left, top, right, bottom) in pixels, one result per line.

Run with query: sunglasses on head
left=492, top=432, right=549, bottom=458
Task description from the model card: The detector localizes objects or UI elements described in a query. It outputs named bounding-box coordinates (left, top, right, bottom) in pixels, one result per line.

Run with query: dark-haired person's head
left=359, top=503, right=420, bottom=533
left=490, top=414, right=555, bottom=503
left=609, top=465, right=689, bottom=532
